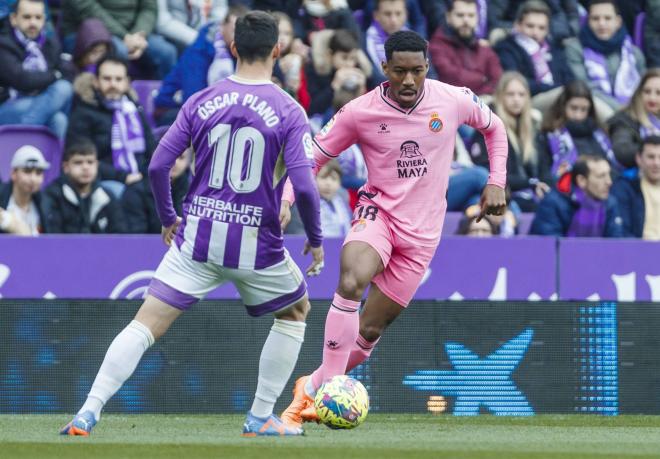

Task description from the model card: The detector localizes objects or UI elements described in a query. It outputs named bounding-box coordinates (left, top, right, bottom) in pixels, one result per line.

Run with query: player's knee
left=337, top=273, right=369, bottom=299
left=275, top=297, right=310, bottom=322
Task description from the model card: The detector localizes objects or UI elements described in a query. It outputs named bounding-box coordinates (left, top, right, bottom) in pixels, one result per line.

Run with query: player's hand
left=279, top=200, right=292, bottom=231
left=161, top=217, right=182, bottom=246
left=477, top=184, right=506, bottom=222
left=303, top=241, right=324, bottom=277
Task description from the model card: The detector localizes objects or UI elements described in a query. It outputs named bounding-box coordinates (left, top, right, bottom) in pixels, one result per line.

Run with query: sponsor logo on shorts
left=326, top=340, right=339, bottom=349
left=397, top=141, right=428, bottom=178
left=429, top=112, right=443, bottom=133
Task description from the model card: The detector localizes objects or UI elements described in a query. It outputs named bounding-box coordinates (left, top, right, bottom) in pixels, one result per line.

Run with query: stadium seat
left=132, top=80, right=162, bottom=129
left=0, top=125, right=62, bottom=187
left=633, top=12, right=645, bottom=50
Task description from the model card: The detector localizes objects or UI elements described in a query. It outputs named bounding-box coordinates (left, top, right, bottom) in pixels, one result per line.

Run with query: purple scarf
left=105, top=96, right=146, bottom=174
left=475, top=0, right=488, bottom=39
left=583, top=36, right=640, bottom=104
left=13, top=28, right=47, bottom=72
left=366, top=20, right=389, bottom=66
left=640, top=113, right=660, bottom=138
left=514, top=33, right=553, bottom=85
left=207, top=26, right=234, bottom=85
left=567, top=187, right=607, bottom=237
left=547, top=127, right=616, bottom=177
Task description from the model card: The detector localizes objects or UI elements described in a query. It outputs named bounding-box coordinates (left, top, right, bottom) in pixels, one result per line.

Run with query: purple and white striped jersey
left=149, top=76, right=321, bottom=270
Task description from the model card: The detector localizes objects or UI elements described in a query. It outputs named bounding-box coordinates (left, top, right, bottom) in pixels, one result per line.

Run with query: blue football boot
left=242, top=411, right=305, bottom=436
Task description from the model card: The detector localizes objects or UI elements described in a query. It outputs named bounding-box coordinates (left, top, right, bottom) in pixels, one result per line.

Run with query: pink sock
left=310, top=293, right=360, bottom=392
left=346, top=334, right=380, bottom=373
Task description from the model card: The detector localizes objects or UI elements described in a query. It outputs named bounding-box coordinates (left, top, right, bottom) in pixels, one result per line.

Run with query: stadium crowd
left=0, top=0, right=659, bottom=240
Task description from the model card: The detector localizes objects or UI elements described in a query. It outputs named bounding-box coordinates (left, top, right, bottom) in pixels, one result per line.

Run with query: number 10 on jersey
left=208, top=123, right=265, bottom=194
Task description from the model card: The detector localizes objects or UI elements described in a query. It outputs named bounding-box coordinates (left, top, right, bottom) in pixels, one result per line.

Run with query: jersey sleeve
left=282, top=106, right=315, bottom=171
left=455, top=87, right=508, bottom=188
left=313, top=102, right=359, bottom=162
left=148, top=100, right=192, bottom=227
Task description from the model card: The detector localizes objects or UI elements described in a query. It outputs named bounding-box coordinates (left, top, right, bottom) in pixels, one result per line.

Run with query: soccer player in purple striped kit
left=61, top=11, right=324, bottom=437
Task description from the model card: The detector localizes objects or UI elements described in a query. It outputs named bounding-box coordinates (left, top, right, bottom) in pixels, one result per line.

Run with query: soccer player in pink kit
left=281, top=30, right=508, bottom=427
left=61, top=12, right=323, bottom=437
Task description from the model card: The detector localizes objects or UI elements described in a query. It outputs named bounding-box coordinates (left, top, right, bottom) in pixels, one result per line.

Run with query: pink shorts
left=343, top=201, right=437, bottom=307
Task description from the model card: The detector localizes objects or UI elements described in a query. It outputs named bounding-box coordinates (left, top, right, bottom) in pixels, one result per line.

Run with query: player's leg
left=345, top=237, right=438, bottom=372
left=345, top=283, right=404, bottom=372
left=61, top=245, right=220, bottom=436
left=308, top=241, right=384, bottom=393
left=231, top=255, right=309, bottom=436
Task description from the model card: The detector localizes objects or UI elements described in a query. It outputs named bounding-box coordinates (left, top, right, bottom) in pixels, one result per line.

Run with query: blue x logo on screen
left=403, top=328, right=535, bottom=416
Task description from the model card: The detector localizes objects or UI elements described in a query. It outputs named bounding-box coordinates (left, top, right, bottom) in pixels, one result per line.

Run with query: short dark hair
left=329, top=30, right=360, bottom=54
left=384, top=30, right=427, bottom=61
left=640, top=135, right=660, bottom=154
left=319, top=159, right=342, bottom=178
left=448, top=0, right=477, bottom=12
left=64, top=141, right=97, bottom=162
left=588, top=0, right=620, bottom=15
left=95, top=55, right=129, bottom=77
left=12, top=0, right=44, bottom=13
left=515, top=0, right=551, bottom=23
left=571, top=154, right=608, bottom=186
left=234, top=11, right=279, bottom=64
left=375, top=0, right=406, bottom=10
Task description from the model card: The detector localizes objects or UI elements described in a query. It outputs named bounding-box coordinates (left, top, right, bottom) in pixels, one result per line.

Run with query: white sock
left=79, top=320, right=154, bottom=421
left=250, top=319, right=306, bottom=418
left=304, top=377, right=317, bottom=399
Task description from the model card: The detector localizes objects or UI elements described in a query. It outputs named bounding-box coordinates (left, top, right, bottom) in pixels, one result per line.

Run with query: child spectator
left=317, top=159, right=352, bottom=237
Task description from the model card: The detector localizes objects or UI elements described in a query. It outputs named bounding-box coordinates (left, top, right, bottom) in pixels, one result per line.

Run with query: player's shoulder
left=270, top=83, right=309, bottom=124
left=426, top=79, right=471, bottom=99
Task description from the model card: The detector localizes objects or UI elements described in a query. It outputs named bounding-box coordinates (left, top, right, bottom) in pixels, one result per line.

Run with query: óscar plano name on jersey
left=196, top=92, right=280, bottom=128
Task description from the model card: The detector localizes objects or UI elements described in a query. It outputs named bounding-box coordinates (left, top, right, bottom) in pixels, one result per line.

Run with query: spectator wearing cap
left=0, top=145, right=49, bottom=235
left=0, top=0, right=73, bottom=139
left=42, top=141, right=127, bottom=233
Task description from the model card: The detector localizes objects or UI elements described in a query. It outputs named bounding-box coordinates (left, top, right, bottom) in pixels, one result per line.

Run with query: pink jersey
left=309, top=79, right=508, bottom=246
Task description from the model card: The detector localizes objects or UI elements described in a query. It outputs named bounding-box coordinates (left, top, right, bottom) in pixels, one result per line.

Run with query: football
left=314, top=375, right=369, bottom=429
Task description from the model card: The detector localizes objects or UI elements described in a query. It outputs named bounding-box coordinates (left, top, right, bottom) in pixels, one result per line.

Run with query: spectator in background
left=644, top=0, right=660, bottom=68
left=530, top=154, right=623, bottom=237
left=316, top=159, right=352, bottom=237
left=67, top=56, right=154, bottom=192
left=565, top=0, right=645, bottom=120
left=540, top=80, right=618, bottom=180
left=0, top=145, right=48, bottom=235
left=608, top=69, right=660, bottom=169
left=364, top=0, right=407, bottom=81
left=353, top=0, right=429, bottom=38
left=156, top=0, right=228, bottom=49
left=273, top=11, right=312, bottom=112
left=72, top=18, right=113, bottom=75
left=610, top=136, right=660, bottom=239
left=62, top=0, right=177, bottom=79
left=0, top=0, right=73, bottom=139
left=488, top=0, right=580, bottom=45
left=494, top=0, right=574, bottom=113
left=299, top=0, right=361, bottom=43
left=429, top=0, right=502, bottom=96
left=42, top=141, right=126, bottom=233
left=122, top=147, right=190, bottom=233
left=154, top=5, right=247, bottom=125
left=306, top=29, right=372, bottom=116
left=456, top=205, right=499, bottom=237
left=471, top=72, right=551, bottom=211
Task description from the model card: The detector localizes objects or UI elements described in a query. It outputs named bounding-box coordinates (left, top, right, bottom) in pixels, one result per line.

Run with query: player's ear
left=381, top=60, right=388, bottom=77
left=272, top=42, right=281, bottom=59
left=229, top=41, right=238, bottom=59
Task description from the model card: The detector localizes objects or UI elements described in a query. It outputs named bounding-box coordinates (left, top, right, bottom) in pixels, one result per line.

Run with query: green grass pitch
left=2, top=414, right=660, bottom=459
